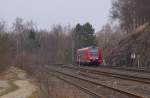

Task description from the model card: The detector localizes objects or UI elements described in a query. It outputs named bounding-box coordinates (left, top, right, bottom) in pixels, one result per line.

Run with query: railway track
left=62, top=65, right=150, bottom=84
left=99, top=65, right=150, bottom=74
left=44, top=65, right=147, bottom=98
left=46, top=70, right=102, bottom=98
left=56, top=63, right=150, bottom=73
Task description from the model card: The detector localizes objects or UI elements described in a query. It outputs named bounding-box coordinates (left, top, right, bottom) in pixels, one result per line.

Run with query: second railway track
left=43, top=65, right=150, bottom=98
left=62, top=65, right=150, bottom=84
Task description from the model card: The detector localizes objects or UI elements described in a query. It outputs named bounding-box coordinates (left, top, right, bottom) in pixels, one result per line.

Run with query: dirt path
left=0, top=80, right=36, bottom=98
left=0, top=67, right=37, bottom=98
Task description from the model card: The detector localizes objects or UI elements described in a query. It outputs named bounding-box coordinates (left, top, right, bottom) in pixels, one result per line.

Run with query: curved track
left=44, top=65, right=148, bottom=98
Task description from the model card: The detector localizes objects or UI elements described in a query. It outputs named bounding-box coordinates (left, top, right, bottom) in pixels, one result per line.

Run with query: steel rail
left=46, top=70, right=104, bottom=98
left=62, top=65, right=150, bottom=84
left=45, top=66, right=144, bottom=98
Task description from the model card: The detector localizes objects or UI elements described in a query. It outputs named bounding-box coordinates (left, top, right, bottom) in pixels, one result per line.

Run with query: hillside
left=107, top=23, right=150, bottom=68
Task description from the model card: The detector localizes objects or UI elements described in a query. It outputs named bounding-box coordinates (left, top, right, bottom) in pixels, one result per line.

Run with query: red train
left=77, top=46, right=101, bottom=65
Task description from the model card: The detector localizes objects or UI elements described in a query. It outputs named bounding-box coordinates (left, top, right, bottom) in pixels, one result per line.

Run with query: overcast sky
left=0, top=0, right=111, bottom=31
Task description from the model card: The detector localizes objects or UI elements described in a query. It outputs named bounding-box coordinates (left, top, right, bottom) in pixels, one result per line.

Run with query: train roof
left=77, top=46, right=99, bottom=51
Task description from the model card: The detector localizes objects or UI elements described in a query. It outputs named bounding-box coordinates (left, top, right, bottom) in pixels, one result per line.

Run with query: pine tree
left=73, top=22, right=96, bottom=48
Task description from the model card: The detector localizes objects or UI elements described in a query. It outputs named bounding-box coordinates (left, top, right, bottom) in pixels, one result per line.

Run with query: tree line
left=0, top=17, right=126, bottom=71
left=0, top=18, right=97, bottom=70
left=1, top=0, right=150, bottom=70
left=111, top=0, right=150, bottom=32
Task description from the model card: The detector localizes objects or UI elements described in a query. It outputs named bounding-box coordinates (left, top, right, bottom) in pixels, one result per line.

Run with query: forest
left=0, top=0, right=150, bottom=71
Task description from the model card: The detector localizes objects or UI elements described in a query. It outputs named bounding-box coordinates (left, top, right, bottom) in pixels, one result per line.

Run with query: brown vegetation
left=35, top=71, right=94, bottom=98
left=107, top=23, right=150, bottom=67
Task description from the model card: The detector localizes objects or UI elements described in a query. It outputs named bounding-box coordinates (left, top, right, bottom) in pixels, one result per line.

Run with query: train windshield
left=90, top=48, right=98, bottom=56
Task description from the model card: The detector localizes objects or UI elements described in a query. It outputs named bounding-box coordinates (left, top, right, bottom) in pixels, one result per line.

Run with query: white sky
left=0, top=0, right=112, bottom=31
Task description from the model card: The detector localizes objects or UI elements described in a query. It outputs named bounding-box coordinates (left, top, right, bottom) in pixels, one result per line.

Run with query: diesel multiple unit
left=77, top=46, right=101, bottom=65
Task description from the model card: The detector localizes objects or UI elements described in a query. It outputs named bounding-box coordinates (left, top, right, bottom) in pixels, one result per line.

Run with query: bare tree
left=111, top=0, right=150, bottom=32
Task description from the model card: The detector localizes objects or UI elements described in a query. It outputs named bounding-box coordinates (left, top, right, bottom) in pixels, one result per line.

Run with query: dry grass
left=36, top=74, right=94, bottom=98
left=28, top=91, right=38, bottom=98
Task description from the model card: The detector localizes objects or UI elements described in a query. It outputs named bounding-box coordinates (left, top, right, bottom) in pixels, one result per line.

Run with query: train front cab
left=77, top=47, right=101, bottom=66
left=88, top=47, right=101, bottom=66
